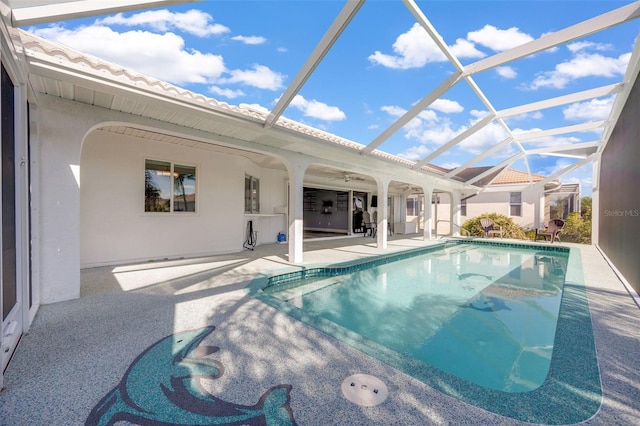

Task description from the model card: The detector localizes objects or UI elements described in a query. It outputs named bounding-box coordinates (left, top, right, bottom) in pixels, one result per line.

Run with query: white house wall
left=80, top=130, right=287, bottom=268
left=34, top=95, right=288, bottom=303
left=459, top=189, right=541, bottom=229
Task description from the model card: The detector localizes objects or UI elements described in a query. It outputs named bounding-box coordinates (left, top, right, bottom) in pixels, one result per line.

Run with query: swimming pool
left=248, top=240, right=601, bottom=424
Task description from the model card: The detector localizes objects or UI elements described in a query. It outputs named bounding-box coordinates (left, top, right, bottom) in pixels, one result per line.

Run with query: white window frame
left=510, top=192, right=522, bottom=217
left=144, top=159, right=197, bottom=213
left=245, top=174, right=260, bottom=214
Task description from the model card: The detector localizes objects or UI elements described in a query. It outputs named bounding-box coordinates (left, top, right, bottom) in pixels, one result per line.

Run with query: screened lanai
left=1, top=1, right=640, bottom=422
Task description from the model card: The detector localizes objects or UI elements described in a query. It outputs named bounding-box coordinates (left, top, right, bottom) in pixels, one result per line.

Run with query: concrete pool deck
left=1, top=236, right=639, bottom=425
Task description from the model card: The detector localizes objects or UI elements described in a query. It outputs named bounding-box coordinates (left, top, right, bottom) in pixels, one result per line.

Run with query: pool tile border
left=246, top=241, right=600, bottom=424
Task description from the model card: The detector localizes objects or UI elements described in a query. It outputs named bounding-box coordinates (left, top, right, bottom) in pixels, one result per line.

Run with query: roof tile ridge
left=18, top=29, right=239, bottom=109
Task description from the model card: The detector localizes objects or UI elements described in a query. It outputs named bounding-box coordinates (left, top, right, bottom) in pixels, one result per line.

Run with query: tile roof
left=492, top=169, right=546, bottom=185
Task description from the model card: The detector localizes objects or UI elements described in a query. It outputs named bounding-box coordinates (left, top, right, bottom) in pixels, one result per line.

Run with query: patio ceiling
left=4, top=0, right=640, bottom=193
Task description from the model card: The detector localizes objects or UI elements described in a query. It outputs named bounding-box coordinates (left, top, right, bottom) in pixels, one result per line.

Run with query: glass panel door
left=1, top=63, right=21, bottom=372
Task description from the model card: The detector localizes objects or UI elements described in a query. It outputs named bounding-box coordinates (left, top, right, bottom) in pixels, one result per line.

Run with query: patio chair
left=480, top=217, right=503, bottom=238
left=362, top=211, right=374, bottom=237
left=372, top=211, right=393, bottom=238
left=535, top=219, right=565, bottom=243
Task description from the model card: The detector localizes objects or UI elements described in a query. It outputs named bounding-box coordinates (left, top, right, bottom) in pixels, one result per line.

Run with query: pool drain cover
left=341, top=374, right=388, bottom=406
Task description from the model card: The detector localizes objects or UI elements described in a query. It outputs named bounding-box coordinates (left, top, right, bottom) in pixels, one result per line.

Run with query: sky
left=27, top=0, right=640, bottom=196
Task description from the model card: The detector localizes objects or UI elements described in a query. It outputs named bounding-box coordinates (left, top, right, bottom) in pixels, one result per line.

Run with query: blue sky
left=28, top=1, right=640, bottom=196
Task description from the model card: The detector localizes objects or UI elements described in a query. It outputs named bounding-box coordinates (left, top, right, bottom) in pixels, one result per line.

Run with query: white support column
left=422, top=185, right=433, bottom=240
left=535, top=191, right=544, bottom=229
left=287, top=159, right=309, bottom=264
left=451, top=190, right=462, bottom=237
left=375, top=177, right=390, bottom=249
left=36, top=101, right=93, bottom=303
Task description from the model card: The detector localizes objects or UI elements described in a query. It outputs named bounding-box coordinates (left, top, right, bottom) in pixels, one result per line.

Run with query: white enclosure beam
left=445, top=137, right=513, bottom=178
left=264, top=0, right=364, bottom=128
left=497, top=84, right=622, bottom=118
left=529, top=155, right=596, bottom=191
left=464, top=2, right=640, bottom=76
left=414, top=114, right=495, bottom=169
left=516, top=121, right=606, bottom=142
left=526, top=141, right=600, bottom=157
left=466, top=152, right=525, bottom=186
left=11, top=0, right=196, bottom=26
left=362, top=71, right=462, bottom=155
left=402, top=0, right=463, bottom=69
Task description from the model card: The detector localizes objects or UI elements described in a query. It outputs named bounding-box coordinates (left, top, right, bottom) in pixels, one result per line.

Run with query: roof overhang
left=3, top=0, right=198, bottom=27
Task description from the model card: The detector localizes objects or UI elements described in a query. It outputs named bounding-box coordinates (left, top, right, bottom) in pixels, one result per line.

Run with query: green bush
left=558, top=212, right=592, bottom=244
left=461, top=213, right=527, bottom=239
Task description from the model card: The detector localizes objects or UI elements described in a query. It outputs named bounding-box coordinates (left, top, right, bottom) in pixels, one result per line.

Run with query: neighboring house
left=459, top=168, right=557, bottom=230
left=406, top=168, right=581, bottom=235
left=547, top=183, right=582, bottom=220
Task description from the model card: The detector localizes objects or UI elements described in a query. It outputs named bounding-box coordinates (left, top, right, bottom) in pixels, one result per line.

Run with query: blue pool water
left=267, top=243, right=568, bottom=393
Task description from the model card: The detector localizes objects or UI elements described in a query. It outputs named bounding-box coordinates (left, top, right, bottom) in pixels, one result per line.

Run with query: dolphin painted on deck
left=86, top=326, right=297, bottom=426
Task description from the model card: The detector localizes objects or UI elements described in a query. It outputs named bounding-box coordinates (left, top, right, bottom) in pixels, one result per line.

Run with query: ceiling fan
left=401, top=184, right=422, bottom=192
left=331, top=172, right=366, bottom=182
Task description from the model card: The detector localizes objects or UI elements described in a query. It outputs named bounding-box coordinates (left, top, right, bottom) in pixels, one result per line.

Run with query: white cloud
left=381, top=105, right=406, bottom=117
left=504, top=111, right=543, bottom=123
left=449, top=38, right=486, bottom=59
left=520, top=133, right=583, bottom=148
left=564, top=174, right=593, bottom=196
left=96, top=9, right=229, bottom=37
left=430, top=98, right=464, bottom=113
left=208, top=85, right=246, bottom=99
left=369, top=23, right=445, bottom=69
left=457, top=121, right=510, bottom=154
left=369, top=23, right=484, bottom=69
left=392, top=106, right=515, bottom=161
left=220, top=64, right=286, bottom=90
left=405, top=118, right=459, bottom=146
left=535, top=158, right=575, bottom=176
left=530, top=52, right=630, bottom=89
left=416, top=109, right=439, bottom=123
left=470, top=109, right=491, bottom=120
left=290, top=95, right=346, bottom=121
left=496, top=66, right=517, bottom=79
left=231, top=35, right=267, bottom=45
left=567, top=41, right=612, bottom=53
left=396, top=144, right=431, bottom=161
left=31, top=25, right=226, bottom=85
left=563, top=96, right=614, bottom=121
left=467, top=25, right=533, bottom=52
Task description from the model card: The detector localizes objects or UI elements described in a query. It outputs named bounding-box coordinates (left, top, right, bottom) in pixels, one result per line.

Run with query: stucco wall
left=599, top=72, right=640, bottom=295
left=80, top=130, right=287, bottom=267
left=460, top=189, right=541, bottom=229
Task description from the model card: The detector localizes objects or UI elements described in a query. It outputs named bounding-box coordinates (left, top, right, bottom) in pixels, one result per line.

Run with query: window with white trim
left=461, top=198, right=467, bottom=216
left=510, top=192, right=522, bottom=216
left=245, top=174, right=260, bottom=213
left=144, top=159, right=196, bottom=212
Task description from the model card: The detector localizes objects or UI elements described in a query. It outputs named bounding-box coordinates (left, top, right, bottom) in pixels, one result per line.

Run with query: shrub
left=559, top=212, right=592, bottom=244
left=461, top=213, right=527, bottom=239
